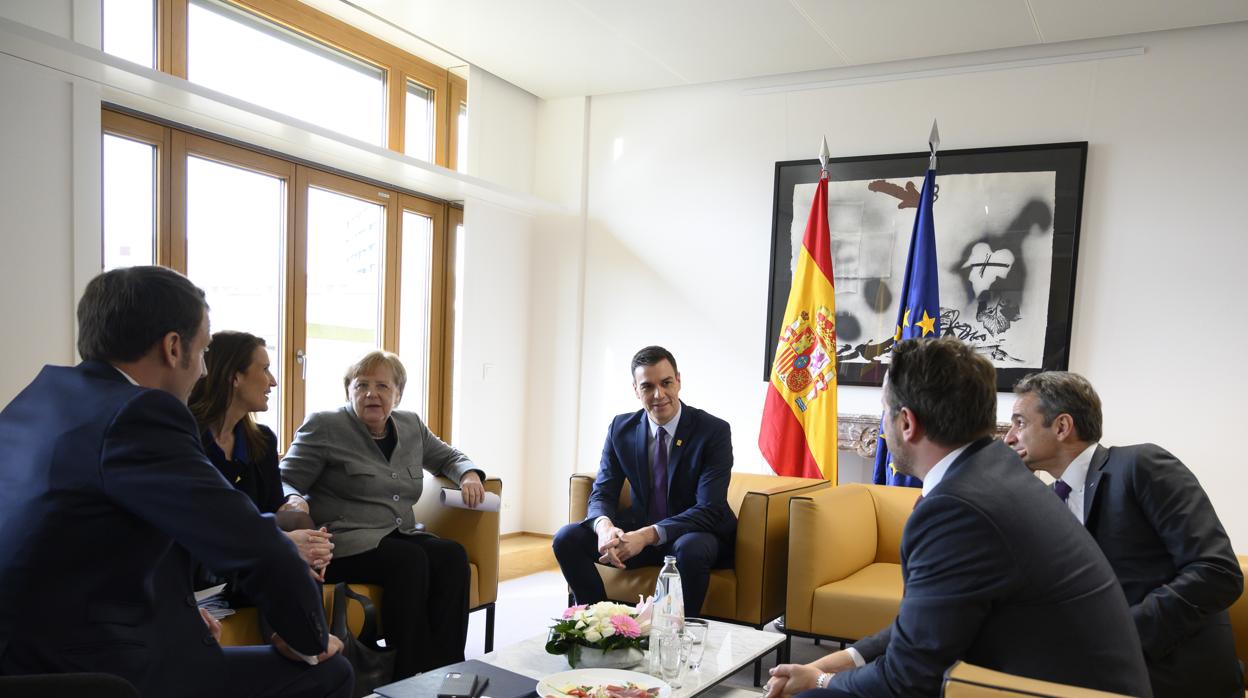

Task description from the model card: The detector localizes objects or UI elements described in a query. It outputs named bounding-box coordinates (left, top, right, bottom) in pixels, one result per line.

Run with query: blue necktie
left=650, top=428, right=669, bottom=522
left=1053, top=480, right=1072, bottom=503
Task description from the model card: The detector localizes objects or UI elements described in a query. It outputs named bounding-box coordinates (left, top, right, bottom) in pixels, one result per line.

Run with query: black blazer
left=201, top=423, right=283, bottom=514
left=0, top=361, right=327, bottom=696
left=839, top=439, right=1152, bottom=697
left=584, top=403, right=736, bottom=547
left=1084, top=443, right=1243, bottom=698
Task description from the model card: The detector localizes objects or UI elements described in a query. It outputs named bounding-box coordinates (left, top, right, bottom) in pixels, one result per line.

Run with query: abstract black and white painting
left=766, top=143, right=1087, bottom=391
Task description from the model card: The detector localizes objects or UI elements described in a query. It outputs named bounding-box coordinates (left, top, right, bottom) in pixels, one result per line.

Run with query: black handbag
left=331, top=582, right=398, bottom=698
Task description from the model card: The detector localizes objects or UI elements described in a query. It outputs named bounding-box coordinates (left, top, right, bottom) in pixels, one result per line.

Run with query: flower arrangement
left=545, top=598, right=653, bottom=668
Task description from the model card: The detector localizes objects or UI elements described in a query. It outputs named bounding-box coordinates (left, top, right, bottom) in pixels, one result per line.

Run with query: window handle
left=296, top=349, right=307, bottom=380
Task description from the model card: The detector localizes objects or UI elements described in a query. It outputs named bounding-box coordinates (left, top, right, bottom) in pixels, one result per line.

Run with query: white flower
left=584, top=629, right=602, bottom=643
left=600, top=623, right=616, bottom=638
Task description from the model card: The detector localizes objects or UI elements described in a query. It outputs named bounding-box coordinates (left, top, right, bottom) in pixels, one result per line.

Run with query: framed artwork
left=765, top=142, right=1088, bottom=391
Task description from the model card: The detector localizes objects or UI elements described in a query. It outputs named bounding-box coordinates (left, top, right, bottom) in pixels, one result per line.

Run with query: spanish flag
left=759, top=171, right=837, bottom=481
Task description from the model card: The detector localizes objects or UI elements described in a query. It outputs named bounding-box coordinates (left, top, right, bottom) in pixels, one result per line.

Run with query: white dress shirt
left=1055, top=443, right=1098, bottom=524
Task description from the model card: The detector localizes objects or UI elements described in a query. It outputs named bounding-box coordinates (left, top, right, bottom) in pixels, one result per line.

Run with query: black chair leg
left=484, top=603, right=496, bottom=653
left=784, top=633, right=793, bottom=664
left=754, top=657, right=763, bottom=686
left=814, top=637, right=821, bottom=646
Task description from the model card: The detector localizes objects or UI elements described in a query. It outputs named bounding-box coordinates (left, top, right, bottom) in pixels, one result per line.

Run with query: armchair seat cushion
left=598, top=566, right=737, bottom=619
left=811, top=562, right=903, bottom=641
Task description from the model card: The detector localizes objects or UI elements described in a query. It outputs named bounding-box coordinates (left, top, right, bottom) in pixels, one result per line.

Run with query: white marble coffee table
left=481, top=619, right=779, bottom=697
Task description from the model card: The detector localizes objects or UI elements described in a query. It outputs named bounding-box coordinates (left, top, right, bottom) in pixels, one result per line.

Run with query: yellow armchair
left=567, top=471, right=829, bottom=627
left=785, top=483, right=918, bottom=649
left=219, top=475, right=502, bottom=651
left=942, top=661, right=1132, bottom=697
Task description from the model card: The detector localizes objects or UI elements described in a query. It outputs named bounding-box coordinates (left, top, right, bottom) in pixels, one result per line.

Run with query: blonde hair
left=343, top=350, right=408, bottom=399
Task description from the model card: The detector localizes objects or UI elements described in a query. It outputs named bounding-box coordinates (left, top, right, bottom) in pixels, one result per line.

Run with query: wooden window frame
left=448, top=72, right=468, bottom=173
left=102, top=108, right=457, bottom=447
left=148, top=0, right=456, bottom=167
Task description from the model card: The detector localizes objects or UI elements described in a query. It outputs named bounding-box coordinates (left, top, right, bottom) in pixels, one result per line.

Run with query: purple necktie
left=1053, top=480, right=1072, bottom=503
left=650, top=428, right=669, bottom=522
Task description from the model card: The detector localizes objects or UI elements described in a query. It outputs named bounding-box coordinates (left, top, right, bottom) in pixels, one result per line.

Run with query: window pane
left=398, top=211, right=432, bottom=417
left=457, top=103, right=468, bottom=173
left=103, top=134, right=156, bottom=270
left=188, top=0, right=386, bottom=146
left=102, top=0, right=156, bottom=68
left=185, top=156, right=285, bottom=436
left=305, top=187, right=383, bottom=416
left=404, top=81, right=434, bottom=162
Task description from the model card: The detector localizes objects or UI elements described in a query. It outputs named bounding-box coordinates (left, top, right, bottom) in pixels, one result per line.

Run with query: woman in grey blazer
left=280, top=350, right=486, bottom=680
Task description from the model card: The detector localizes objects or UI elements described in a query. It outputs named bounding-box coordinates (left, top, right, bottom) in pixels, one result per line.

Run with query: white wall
left=0, top=0, right=100, bottom=404
left=566, top=23, right=1248, bottom=543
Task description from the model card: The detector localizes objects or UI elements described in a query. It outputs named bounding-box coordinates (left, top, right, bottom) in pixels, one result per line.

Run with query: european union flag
left=873, top=168, right=940, bottom=487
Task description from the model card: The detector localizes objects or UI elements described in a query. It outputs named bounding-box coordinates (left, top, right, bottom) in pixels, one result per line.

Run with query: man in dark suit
left=0, top=266, right=351, bottom=697
left=552, top=345, right=735, bottom=616
left=767, top=338, right=1151, bottom=698
left=1006, top=371, right=1243, bottom=698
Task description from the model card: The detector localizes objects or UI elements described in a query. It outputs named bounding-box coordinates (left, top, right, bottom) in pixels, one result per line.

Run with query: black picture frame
left=765, top=141, right=1087, bottom=391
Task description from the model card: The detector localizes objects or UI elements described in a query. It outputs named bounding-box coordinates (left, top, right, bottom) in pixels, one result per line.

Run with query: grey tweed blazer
left=280, top=406, right=481, bottom=558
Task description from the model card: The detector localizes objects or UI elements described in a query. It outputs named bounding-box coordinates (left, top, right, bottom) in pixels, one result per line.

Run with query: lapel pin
left=676, top=439, right=683, bottom=446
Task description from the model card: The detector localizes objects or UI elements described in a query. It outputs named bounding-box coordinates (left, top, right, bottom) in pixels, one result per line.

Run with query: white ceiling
left=313, top=0, right=1248, bottom=99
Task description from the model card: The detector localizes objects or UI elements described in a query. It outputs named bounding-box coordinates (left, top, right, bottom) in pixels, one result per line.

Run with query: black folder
left=372, top=659, right=539, bottom=698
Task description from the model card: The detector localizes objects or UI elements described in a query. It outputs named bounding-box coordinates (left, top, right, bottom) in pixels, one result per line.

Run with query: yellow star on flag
left=902, top=308, right=911, bottom=328
left=916, top=310, right=937, bottom=336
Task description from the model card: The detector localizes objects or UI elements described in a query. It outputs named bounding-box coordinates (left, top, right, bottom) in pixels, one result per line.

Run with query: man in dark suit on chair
left=553, top=345, right=735, bottom=617
left=1006, top=371, right=1243, bottom=698
left=767, top=338, right=1151, bottom=698
left=0, top=266, right=351, bottom=698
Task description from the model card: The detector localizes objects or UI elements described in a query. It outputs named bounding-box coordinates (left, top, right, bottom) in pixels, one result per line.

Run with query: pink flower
left=562, top=604, right=587, bottom=619
left=610, top=614, right=641, bottom=638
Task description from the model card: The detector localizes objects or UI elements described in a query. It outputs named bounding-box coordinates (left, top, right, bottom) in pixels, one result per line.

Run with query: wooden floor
left=499, top=533, right=559, bottom=582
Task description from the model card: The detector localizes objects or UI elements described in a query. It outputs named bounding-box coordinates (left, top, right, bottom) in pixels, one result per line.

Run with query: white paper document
left=439, top=487, right=501, bottom=512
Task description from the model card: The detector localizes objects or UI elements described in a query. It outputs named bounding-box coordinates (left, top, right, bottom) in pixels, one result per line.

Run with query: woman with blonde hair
left=280, top=350, right=485, bottom=680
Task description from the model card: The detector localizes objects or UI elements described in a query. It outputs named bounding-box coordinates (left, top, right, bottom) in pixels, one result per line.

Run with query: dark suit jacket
left=201, top=423, right=283, bottom=515
left=584, top=403, right=736, bottom=547
left=0, top=361, right=328, bottom=696
left=1084, top=444, right=1243, bottom=698
left=839, top=439, right=1152, bottom=697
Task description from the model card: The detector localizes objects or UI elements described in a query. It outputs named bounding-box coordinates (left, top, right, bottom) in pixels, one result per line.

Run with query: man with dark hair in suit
left=0, top=266, right=351, bottom=697
left=552, top=345, right=735, bottom=617
left=1006, top=371, right=1243, bottom=698
left=767, top=338, right=1151, bottom=698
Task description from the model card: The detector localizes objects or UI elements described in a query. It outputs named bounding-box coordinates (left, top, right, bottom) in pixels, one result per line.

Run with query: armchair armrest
left=729, top=473, right=831, bottom=626
left=786, top=484, right=879, bottom=633
left=414, top=475, right=502, bottom=607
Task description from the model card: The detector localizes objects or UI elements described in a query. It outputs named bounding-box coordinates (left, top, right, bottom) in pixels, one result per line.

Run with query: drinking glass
left=683, top=617, right=709, bottom=672
left=657, top=628, right=683, bottom=685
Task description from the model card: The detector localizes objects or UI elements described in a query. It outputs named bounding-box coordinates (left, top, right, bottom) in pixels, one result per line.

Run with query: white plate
left=536, top=668, right=672, bottom=698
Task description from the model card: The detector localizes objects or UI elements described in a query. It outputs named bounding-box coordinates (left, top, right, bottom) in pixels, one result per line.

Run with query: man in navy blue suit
left=767, top=338, right=1151, bottom=698
left=0, top=266, right=351, bottom=697
left=553, top=346, right=735, bottom=616
left=1007, top=371, right=1242, bottom=698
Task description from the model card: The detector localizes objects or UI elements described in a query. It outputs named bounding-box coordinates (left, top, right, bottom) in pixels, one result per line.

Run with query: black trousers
left=324, top=532, right=469, bottom=679
left=223, top=647, right=353, bottom=698
left=552, top=523, right=730, bottom=617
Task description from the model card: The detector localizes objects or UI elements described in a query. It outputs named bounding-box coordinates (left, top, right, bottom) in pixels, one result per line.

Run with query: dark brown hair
left=188, top=331, right=269, bottom=461
left=886, top=337, right=996, bottom=447
left=77, top=266, right=207, bottom=363
left=630, top=345, right=678, bottom=375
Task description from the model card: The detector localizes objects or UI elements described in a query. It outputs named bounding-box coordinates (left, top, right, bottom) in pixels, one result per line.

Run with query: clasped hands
left=763, top=650, right=857, bottom=697
left=278, top=495, right=333, bottom=581
left=595, top=519, right=657, bottom=568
